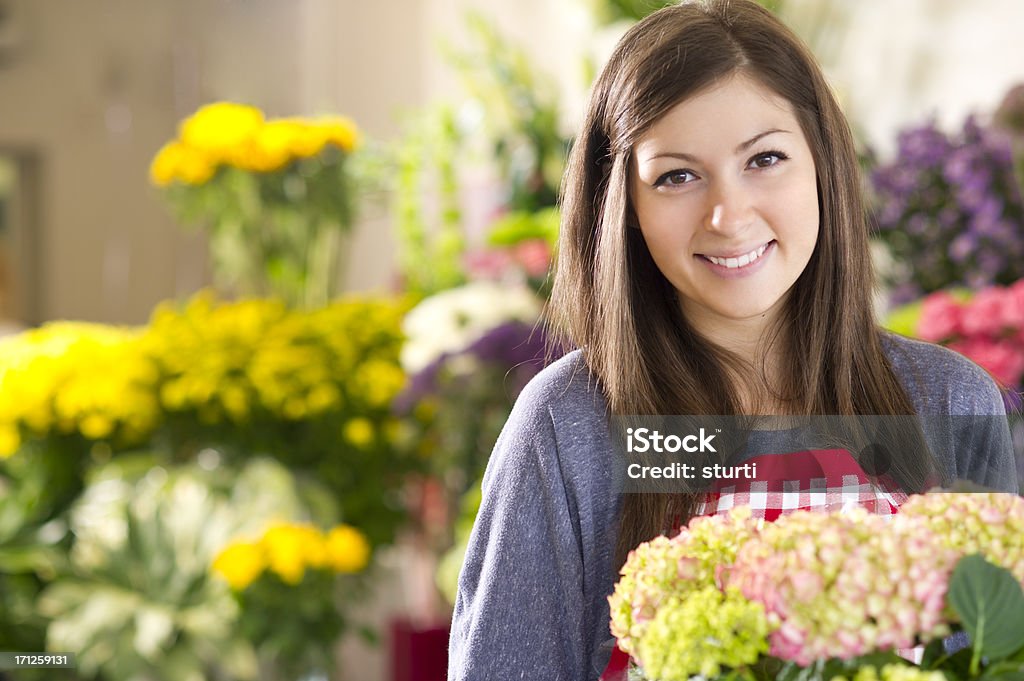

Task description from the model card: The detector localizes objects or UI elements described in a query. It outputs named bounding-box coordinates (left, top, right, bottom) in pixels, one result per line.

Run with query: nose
left=705, top=180, right=754, bottom=235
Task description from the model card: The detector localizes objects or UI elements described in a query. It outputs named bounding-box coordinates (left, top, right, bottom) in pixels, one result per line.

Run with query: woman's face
left=630, top=72, right=819, bottom=337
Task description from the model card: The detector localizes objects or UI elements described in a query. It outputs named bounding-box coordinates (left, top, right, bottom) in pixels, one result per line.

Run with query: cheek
left=775, top=175, right=820, bottom=243
left=635, top=200, right=701, bottom=245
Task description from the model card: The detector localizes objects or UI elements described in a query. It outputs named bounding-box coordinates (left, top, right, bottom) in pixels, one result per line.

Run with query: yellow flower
left=295, top=524, right=329, bottom=569
left=317, top=115, right=360, bottom=152
left=0, top=423, right=20, bottom=458
left=219, top=383, right=250, bottom=422
left=306, top=383, right=341, bottom=414
left=343, top=417, right=374, bottom=448
left=212, top=541, right=266, bottom=591
left=353, top=360, right=406, bottom=409
left=261, top=523, right=317, bottom=584
left=148, top=141, right=216, bottom=186
left=0, top=323, right=160, bottom=446
left=238, top=119, right=298, bottom=172
left=179, top=102, right=265, bottom=166
left=78, top=413, right=114, bottom=440
left=325, top=525, right=370, bottom=573
left=281, top=118, right=330, bottom=158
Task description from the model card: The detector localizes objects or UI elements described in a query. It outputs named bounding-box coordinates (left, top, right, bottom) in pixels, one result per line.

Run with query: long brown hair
left=547, top=0, right=933, bottom=567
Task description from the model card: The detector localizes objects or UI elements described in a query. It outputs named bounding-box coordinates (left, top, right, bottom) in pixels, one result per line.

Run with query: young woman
left=448, top=1, right=1018, bottom=679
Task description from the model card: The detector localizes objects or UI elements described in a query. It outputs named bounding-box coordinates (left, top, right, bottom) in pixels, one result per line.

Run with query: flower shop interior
left=0, top=1, right=1023, bottom=680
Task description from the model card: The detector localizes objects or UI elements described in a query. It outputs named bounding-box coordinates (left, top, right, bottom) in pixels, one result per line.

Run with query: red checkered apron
left=599, top=448, right=908, bottom=680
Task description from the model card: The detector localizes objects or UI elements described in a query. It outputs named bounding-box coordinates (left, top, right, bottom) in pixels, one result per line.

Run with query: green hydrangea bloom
left=635, top=586, right=769, bottom=681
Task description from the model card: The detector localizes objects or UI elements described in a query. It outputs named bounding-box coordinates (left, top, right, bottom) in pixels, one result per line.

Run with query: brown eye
left=654, top=169, right=698, bottom=187
left=748, top=151, right=788, bottom=169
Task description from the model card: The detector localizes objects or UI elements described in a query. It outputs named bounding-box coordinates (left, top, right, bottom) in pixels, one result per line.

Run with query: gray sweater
left=448, top=334, right=1019, bottom=681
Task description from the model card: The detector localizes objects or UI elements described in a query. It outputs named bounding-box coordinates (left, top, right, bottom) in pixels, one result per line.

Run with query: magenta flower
left=948, top=337, right=1024, bottom=386
left=917, top=292, right=964, bottom=342
left=960, top=287, right=1011, bottom=336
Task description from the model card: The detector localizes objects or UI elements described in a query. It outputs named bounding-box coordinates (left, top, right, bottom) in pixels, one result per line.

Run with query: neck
left=680, top=300, right=791, bottom=414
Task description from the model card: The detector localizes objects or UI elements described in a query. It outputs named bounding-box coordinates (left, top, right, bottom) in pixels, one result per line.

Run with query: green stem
left=969, top=610, right=984, bottom=677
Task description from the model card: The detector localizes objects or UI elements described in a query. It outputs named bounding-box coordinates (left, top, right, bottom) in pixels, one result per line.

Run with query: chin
left=713, top=301, right=779, bottom=320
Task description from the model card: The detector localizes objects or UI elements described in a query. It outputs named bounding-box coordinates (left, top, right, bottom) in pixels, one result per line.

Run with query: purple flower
left=393, top=321, right=557, bottom=412
left=871, top=113, right=1024, bottom=299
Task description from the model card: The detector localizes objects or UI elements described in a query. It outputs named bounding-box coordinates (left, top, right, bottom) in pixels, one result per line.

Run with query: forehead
left=633, top=73, right=802, bottom=157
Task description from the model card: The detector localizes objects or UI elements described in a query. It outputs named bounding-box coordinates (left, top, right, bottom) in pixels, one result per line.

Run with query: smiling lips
left=699, top=241, right=774, bottom=270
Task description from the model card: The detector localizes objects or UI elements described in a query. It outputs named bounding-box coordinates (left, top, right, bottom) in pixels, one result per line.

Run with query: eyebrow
left=645, top=128, right=792, bottom=163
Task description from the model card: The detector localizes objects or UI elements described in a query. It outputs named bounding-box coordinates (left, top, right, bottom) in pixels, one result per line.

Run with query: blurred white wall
left=0, top=0, right=427, bottom=324
left=0, top=0, right=1021, bottom=324
left=804, top=0, right=1024, bottom=156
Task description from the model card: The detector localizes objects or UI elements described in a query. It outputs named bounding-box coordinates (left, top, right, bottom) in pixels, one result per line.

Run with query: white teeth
left=705, top=242, right=769, bottom=268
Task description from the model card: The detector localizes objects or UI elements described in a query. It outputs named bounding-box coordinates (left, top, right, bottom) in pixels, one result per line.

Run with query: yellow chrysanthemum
left=353, top=359, right=406, bottom=409
left=148, top=140, right=217, bottom=186
left=261, top=524, right=307, bottom=584
left=260, top=523, right=329, bottom=584
left=279, top=118, right=330, bottom=158
left=178, top=102, right=265, bottom=165
left=343, top=417, right=374, bottom=448
left=317, top=115, right=360, bottom=152
left=0, top=323, right=160, bottom=446
left=212, top=541, right=266, bottom=591
left=237, top=119, right=299, bottom=172
left=0, top=423, right=21, bottom=458
left=325, top=525, right=370, bottom=573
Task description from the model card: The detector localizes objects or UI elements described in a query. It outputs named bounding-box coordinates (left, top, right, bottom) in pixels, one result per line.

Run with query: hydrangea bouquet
left=609, top=494, right=1024, bottom=681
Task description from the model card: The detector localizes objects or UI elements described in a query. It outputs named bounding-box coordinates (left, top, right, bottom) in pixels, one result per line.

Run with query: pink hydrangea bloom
left=726, top=509, right=956, bottom=665
left=916, top=292, right=964, bottom=342
left=960, top=287, right=1011, bottom=336
left=948, top=337, right=1024, bottom=386
left=899, top=493, right=1024, bottom=583
left=512, top=239, right=552, bottom=278
left=1003, top=279, right=1024, bottom=329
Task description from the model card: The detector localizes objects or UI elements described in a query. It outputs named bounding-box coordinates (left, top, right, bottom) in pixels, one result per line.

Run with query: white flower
left=400, top=281, right=542, bottom=374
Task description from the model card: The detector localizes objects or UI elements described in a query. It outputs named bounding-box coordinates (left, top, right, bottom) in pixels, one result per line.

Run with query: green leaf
left=937, top=647, right=975, bottom=680
left=948, top=554, right=1024, bottom=661
left=980, top=660, right=1024, bottom=681
left=921, top=637, right=948, bottom=669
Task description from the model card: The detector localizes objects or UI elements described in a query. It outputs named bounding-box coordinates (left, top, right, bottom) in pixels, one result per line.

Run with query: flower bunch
left=0, top=292, right=418, bottom=547
left=899, top=492, right=1024, bottom=582
left=397, top=281, right=548, bottom=496
left=0, top=322, right=159, bottom=456
left=142, top=292, right=416, bottom=546
left=151, top=102, right=362, bottom=307
left=729, top=508, right=955, bottom=663
left=150, top=102, right=359, bottom=185
left=612, top=494, right=1024, bottom=681
left=212, top=522, right=370, bottom=591
left=399, top=281, right=542, bottom=375
left=464, top=207, right=559, bottom=294
left=608, top=507, right=763, bottom=658
left=871, top=117, right=1024, bottom=304
left=211, top=521, right=372, bottom=680
left=886, top=280, right=1024, bottom=390
left=143, top=292, right=408, bottom=428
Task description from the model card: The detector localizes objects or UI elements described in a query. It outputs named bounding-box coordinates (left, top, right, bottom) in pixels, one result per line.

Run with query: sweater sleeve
left=883, top=333, right=1019, bottom=493
left=946, top=355, right=1019, bottom=493
left=448, top=377, right=590, bottom=680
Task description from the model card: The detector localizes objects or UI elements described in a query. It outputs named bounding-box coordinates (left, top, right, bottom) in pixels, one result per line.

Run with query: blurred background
left=0, top=0, right=1023, bottom=680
